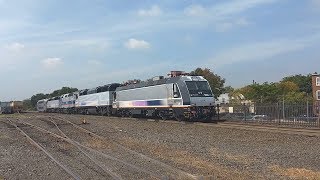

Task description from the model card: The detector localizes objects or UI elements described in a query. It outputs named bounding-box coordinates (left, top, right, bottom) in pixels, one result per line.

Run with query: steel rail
left=56, top=116, right=197, bottom=180
left=47, top=118, right=160, bottom=179
left=5, top=118, right=81, bottom=180
left=17, top=119, right=122, bottom=180
left=19, top=116, right=160, bottom=179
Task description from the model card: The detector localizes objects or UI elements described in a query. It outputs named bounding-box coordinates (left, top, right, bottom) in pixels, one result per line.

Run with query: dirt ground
left=1, top=113, right=320, bottom=179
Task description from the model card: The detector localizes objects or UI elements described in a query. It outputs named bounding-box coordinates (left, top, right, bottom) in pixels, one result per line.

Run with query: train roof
left=116, top=75, right=207, bottom=91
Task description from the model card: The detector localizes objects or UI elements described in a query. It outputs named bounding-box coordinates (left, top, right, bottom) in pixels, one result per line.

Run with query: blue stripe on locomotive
left=146, top=100, right=163, bottom=106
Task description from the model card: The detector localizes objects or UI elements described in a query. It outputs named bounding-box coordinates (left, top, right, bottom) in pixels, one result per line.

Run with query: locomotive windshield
left=185, top=81, right=213, bottom=97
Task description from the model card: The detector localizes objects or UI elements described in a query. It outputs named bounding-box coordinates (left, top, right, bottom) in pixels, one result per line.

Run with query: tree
left=282, top=74, right=312, bottom=94
left=22, top=99, right=33, bottom=111
left=222, top=86, right=234, bottom=94
left=189, top=68, right=225, bottom=98
left=30, top=93, right=48, bottom=108
left=50, top=87, right=78, bottom=98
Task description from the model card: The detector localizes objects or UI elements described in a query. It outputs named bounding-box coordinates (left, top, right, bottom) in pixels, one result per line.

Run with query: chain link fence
left=216, top=101, right=320, bottom=128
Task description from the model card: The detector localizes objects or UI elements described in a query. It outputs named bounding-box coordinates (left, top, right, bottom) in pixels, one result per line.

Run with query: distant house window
left=317, top=90, right=320, bottom=100
left=317, top=77, right=320, bottom=86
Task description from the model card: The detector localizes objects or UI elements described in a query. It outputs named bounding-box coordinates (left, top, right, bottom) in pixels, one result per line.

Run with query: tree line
left=21, top=68, right=313, bottom=110
left=230, top=74, right=312, bottom=104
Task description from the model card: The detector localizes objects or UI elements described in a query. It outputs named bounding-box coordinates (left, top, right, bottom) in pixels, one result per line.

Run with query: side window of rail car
left=173, top=83, right=181, bottom=98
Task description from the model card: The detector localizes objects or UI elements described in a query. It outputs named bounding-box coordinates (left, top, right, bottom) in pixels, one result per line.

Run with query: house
left=215, top=93, right=254, bottom=114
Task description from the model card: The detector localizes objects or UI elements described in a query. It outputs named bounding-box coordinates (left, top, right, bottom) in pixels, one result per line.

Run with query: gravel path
left=1, top=113, right=320, bottom=179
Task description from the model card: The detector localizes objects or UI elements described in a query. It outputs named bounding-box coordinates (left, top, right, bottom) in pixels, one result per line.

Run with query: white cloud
left=41, top=58, right=63, bottom=69
left=138, top=5, right=162, bottom=16
left=184, top=5, right=206, bottom=16
left=124, top=38, right=150, bottom=49
left=208, top=33, right=320, bottom=66
left=4, top=42, right=25, bottom=51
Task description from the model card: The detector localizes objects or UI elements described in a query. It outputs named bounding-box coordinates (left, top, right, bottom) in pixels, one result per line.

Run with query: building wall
left=312, top=73, right=320, bottom=115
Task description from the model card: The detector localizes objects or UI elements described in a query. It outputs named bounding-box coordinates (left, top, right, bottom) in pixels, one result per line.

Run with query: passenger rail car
left=46, top=97, right=60, bottom=113
left=61, top=93, right=78, bottom=113
left=75, top=83, right=121, bottom=115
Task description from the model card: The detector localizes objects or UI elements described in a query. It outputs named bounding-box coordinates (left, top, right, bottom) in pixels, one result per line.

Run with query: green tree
left=282, top=74, right=312, bottom=94
left=50, top=87, right=78, bottom=97
left=30, top=93, right=48, bottom=108
left=222, top=86, right=234, bottom=94
left=189, top=68, right=225, bottom=98
left=22, top=99, right=33, bottom=111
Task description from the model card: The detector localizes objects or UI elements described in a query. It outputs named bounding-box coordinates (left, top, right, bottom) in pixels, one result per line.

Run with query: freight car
left=0, top=101, right=23, bottom=114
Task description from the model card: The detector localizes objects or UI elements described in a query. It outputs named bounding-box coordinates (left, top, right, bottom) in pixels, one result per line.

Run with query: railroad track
left=1, top=118, right=82, bottom=180
left=16, top=112, right=320, bottom=137
left=100, top=115, right=320, bottom=137
left=2, top=118, right=131, bottom=180
left=209, top=122, right=320, bottom=137
left=52, top=115, right=197, bottom=180
left=13, top=114, right=197, bottom=179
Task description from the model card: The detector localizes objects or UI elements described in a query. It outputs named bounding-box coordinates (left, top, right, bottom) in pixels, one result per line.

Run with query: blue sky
left=0, top=0, right=320, bottom=101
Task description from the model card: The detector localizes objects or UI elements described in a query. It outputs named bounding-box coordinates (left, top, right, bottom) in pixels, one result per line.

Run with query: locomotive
left=37, top=71, right=215, bottom=121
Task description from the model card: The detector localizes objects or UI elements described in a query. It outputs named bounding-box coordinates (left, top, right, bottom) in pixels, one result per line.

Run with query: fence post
left=306, top=99, right=309, bottom=119
left=282, top=97, right=285, bottom=121
left=217, top=104, right=220, bottom=121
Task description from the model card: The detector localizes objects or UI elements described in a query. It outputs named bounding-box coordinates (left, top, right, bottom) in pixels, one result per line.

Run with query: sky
left=0, top=0, right=320, bottom=101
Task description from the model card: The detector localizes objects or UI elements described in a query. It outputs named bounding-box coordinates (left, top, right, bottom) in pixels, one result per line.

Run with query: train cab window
left=173, top=84, right=181, bottom=98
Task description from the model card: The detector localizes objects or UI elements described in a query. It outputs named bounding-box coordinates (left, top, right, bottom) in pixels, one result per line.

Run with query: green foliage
left=281, top=74, right=312, bottom=94
left=222, top=86, right=234, bottom=94
left=237, top=80, right=310, bottom=103
left=190, top=68, right=226, bottom=98
left=30, top=93, right=48, bottom=108
left=22, top=99, right=33, bottom=111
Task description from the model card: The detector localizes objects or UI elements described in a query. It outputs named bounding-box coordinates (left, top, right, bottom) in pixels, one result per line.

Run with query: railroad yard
left=0, top=113, right=320, bottom=179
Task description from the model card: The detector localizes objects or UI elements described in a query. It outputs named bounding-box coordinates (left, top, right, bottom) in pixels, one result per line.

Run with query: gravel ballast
left=1, top=113, right=320, bottom=179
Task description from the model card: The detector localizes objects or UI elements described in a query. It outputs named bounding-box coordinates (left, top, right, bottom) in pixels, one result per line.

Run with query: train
left=37, top=71, right=215, bottom=121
